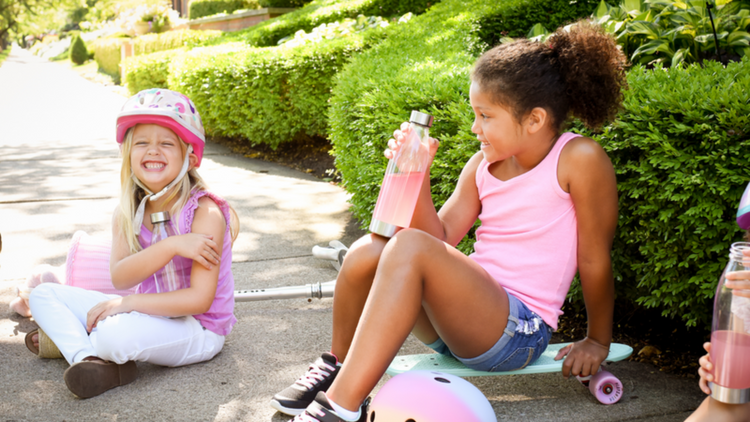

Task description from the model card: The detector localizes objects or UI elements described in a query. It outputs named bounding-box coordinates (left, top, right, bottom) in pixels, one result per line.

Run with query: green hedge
left=470, top=0, right=612, bottom=54
left=122, top=49, right=185, bottom=95
left=189, top=0, right=260, bottom=20
left=92, top=37, right=127, bottom=80
left=219, top=0, right=436, bottom=47
left=168, top=32, right=379, bottom=148
left=259, top=0, right=311, bottom=6
left=132, top=29, right=222, bottom=55
left=579, top=59, right=750, bottom=328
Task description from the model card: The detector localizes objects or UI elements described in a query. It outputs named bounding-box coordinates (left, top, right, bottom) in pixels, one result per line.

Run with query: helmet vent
left=370, top=411, right=375, bottom=421
left=434, top=377, right=451, bottom=384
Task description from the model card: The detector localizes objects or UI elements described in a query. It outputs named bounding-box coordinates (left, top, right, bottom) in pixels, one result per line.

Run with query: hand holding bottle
left=698, top=342, right=714, bottom=395
left=370, top=111, right=435, bottom=237
left=725, top=248, right=750, bottom=298
left=385, top=121, right=440, bottom=170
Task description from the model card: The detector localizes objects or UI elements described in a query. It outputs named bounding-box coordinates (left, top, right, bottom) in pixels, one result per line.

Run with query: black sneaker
left=291, top=391, right=369, bottom=422
left=271, top=352, right=341, bottom=415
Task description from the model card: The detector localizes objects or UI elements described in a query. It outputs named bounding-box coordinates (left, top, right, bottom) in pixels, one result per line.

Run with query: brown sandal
left=64, top=357, right=138, bottom=399
left=25, top=329, right=63, bottom=359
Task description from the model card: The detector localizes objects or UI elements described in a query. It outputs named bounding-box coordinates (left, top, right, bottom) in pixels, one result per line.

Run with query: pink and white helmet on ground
left=116, top=88, right=206, bottom=166
left=368, top=371, right=497, bottom=422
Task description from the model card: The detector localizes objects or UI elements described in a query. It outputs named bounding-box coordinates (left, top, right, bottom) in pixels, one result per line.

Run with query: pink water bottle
left=369, top=111, right=434, bottom=238
left=150, top=211, right=189, bottom=293
left=710, top=242, right=750, bottom=404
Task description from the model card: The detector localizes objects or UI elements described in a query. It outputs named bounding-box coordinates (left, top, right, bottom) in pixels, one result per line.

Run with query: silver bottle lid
left=369, top=218, right=399, bottom=238
left=410, top=110, right=434, bottom=128
left=150, top=211, right=171, bottom=224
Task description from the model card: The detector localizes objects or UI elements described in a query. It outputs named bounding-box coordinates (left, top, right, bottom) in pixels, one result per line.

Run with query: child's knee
left=343, top=234, right=387, bottom=270
left=92, top=317, right=136, bottom=363
left=28, top=282, right=62, bottom=308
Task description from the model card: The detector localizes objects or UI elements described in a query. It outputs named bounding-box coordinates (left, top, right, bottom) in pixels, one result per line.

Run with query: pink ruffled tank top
left=469, top=132, right=580, bottom=330
left=137, top=190, right=237, bottom=336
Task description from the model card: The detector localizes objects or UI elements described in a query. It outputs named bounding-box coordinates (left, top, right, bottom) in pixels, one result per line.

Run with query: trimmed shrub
left=259, top=0, right=311, bottom=6
left=576, top=59, right=750, bottom=328
left=132, top=29, right=222, bottom=55
left=471, top=0, right=611, bottom=54
left=122, top=49, right=185, bottom=95
left=69, top=34, right=88, bottom=65
left=189, top=0, right=260, bottom=20
left=168, top=32, right=379, bottom=148
left=219, top=0, right=436, bottom=47
left=92, top=37, right=127, bottom=80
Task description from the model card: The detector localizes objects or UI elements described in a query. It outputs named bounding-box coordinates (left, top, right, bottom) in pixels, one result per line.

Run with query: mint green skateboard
left=387, top=342, right=633, bottom=404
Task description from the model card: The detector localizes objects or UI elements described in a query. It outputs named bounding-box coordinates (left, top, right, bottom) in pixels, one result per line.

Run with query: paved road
left=0, top=46, right=704, bottom=421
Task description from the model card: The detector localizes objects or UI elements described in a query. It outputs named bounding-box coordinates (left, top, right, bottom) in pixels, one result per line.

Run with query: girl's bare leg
left=331, top=234, right=446, bottom=360
left=326, top=229, right=510, bottom=411
left=330, top=234, right=386, bottom=360
left=685, top=397, right=750, bottom=422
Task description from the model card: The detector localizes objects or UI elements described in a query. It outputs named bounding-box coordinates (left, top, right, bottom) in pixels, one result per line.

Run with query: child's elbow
left=196, top=300, right=213, bottom=314
left=194, top=293, right=215, bottom=314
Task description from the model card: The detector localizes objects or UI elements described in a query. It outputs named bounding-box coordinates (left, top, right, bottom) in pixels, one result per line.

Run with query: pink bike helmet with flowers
left=368, top=371, right=497, bottom=422
left=116, top=88, right=206, bottom=167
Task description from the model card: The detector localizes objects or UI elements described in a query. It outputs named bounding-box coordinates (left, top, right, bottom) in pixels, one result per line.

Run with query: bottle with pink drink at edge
left=370, top=111, right=434, bottom=238
left=709, top=242, right=750, bottom=404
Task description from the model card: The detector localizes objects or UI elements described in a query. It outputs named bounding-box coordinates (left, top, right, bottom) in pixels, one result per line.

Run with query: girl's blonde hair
left=117, top=126, right=239, bottom=253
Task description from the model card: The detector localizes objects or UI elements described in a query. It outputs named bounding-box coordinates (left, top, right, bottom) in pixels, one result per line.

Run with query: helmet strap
left=132, top=145, right=193, bottom=235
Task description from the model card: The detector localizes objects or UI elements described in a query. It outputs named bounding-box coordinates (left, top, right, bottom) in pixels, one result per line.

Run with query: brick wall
left=188, top=8, right=295, bottom=32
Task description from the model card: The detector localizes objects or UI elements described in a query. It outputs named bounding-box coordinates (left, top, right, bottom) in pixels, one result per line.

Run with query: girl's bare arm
left=555, top=136, right=618, bottom=377
left=110, top=206, right=221, bottom=290
left=91, top=198, right=225, bottom=330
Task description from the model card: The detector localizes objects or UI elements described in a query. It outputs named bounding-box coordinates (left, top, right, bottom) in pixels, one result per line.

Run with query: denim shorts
left=425, top=292, right=553, bottom=372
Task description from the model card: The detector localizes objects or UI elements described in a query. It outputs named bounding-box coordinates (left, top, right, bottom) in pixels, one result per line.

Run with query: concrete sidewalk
left=0, top=46, right=704, bottom=421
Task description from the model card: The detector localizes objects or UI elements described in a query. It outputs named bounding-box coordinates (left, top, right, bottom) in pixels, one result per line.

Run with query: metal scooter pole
left=233, top=241, right=347, bottom=302
left=234, top=280, right=335, bottom=302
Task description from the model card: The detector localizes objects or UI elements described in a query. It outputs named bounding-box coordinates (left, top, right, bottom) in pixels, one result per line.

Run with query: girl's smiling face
left=469, top=81, right=525, bottom=164
left=130, top=124, right=187, bottom=193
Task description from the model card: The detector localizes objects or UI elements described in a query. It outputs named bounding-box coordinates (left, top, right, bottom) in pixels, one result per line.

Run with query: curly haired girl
left=273, top=21, right=627, bottom=421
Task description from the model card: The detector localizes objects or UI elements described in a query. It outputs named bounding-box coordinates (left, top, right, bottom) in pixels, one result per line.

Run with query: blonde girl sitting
left=26, top=88, right=238, bottom=399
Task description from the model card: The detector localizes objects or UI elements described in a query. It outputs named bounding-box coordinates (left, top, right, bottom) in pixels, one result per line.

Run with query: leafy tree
left=0, top=0, right=83, bottom=47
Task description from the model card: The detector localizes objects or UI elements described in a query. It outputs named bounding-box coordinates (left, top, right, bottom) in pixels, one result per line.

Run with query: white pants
left=29, top=283, right=225, bottom=366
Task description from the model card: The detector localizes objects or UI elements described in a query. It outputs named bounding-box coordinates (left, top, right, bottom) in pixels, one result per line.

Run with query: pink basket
left=65, top=231, right=135, bottom=296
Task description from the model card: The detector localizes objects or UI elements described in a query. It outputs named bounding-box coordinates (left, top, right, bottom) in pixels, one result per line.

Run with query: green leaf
left=627, top=20, right=662, bottom=38
left=671, top=47, right=688, bottom=67
left=633, top=38, right=670, bottom=57
left=594, top=0, right=611, bottom=19
left=623, top=0, right=645, bottom=15
left=729, top=31, right=750, bottom=46
left=527, top=23, right=550, bottom=38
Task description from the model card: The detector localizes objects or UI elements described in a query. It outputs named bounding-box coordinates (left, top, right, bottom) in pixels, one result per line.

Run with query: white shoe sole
left=270, top=399, right=305, bottom=416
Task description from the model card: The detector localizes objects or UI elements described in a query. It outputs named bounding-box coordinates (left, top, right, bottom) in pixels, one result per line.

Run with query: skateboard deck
left=386, top=342, right=633, bottom=377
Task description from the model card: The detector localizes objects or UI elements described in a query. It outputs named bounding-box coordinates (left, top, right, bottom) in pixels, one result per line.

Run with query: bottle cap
left=410, top=110, right=434, bottom=128
left=150, top=211, right=171, bottom=224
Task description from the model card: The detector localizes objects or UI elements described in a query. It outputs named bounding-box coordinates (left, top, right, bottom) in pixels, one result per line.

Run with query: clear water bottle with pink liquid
left=150, top=211, right=189, bottom=293
left=710, top=242, right=750, bottom=404
left=369, top=111, right=434, bottom=238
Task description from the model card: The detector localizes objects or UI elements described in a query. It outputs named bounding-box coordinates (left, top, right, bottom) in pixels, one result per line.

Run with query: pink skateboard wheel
left=588, top=370, right=623, bottom=404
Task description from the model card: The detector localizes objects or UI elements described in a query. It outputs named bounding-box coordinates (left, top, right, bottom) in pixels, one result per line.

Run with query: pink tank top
left=469, top=132, right=580, bottom=330
left=137, top=190, right=237, bottom=336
